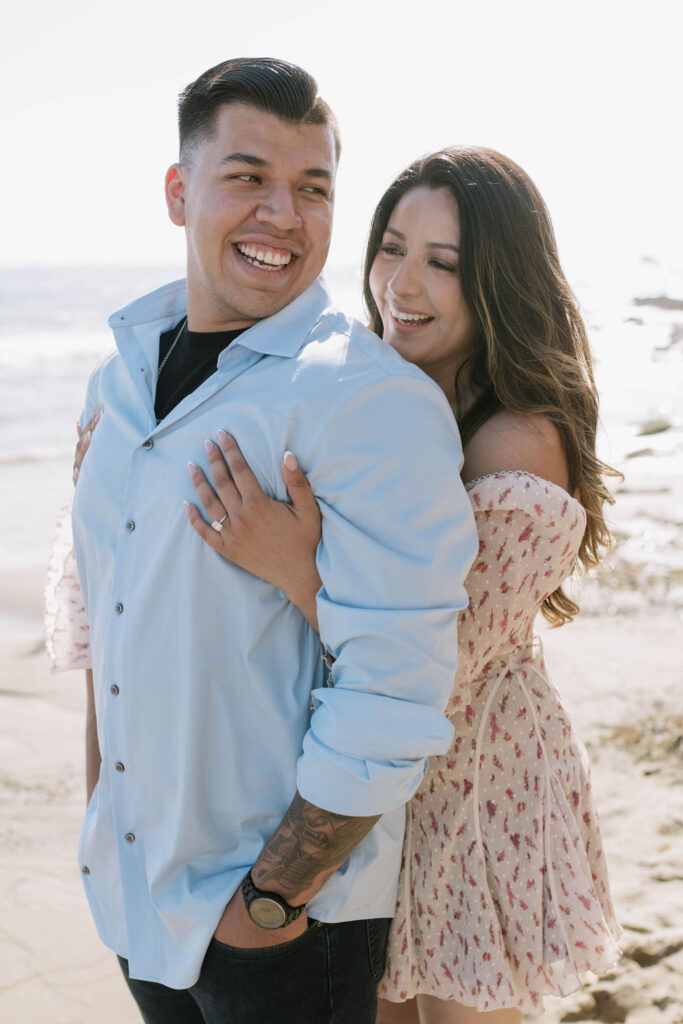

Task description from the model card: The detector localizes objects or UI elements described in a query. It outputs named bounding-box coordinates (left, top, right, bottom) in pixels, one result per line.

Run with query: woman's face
left=369, top=186, right=475, bottom=396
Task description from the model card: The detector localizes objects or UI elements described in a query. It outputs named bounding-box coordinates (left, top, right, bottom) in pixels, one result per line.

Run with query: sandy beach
left=0, top=571, right=137, bottom=1022
left=1, top=517, right=682, bottom=1023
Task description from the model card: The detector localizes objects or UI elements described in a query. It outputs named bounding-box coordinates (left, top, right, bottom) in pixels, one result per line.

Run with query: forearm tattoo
left=251, top=791, right=381, bottom=903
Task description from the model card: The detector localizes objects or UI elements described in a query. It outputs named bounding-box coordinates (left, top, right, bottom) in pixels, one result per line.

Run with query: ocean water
left=1, top=261, right=682, bottom=612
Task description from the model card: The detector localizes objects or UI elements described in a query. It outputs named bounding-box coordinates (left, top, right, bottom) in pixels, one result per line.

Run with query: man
left=72, top=57, right=477, bottom=1023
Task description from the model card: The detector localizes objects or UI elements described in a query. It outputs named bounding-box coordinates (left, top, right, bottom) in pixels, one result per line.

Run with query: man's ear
left=165, top=164, right=187, bottom=227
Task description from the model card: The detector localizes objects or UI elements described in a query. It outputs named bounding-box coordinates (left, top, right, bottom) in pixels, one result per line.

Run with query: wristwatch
left=240, top=870, right=305, bottom=930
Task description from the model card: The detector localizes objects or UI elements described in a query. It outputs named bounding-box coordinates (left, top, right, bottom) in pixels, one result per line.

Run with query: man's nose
left=390, top=259, right=421, bottom=298
left=255, top=184, right=303, bottom=230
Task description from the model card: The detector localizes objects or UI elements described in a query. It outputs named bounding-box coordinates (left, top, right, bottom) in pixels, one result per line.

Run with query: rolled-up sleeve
left=296, top=372, right=478, bottom=815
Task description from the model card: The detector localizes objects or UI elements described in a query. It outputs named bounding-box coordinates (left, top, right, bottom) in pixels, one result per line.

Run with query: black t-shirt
left=154, top=320, right=246, bottom=422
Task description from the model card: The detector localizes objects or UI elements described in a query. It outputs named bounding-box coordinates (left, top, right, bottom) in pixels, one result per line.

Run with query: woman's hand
left=185, top=430, right=322, bottom=630
left=73, top=409, right=102, bottom=485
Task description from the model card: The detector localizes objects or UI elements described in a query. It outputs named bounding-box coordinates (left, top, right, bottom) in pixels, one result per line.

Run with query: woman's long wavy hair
left=363, top=146, right=619, bottom=626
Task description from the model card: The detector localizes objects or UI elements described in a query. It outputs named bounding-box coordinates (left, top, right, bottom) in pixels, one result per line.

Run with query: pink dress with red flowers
left=379, top=471, right=620, bottom=1014
left=44, top=504, right=92, bottom=671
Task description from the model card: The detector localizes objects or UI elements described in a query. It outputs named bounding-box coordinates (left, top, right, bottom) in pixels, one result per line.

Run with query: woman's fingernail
left=283, top=450, right=298, bottom=470
left=188, top=462, right=197, bottom=474
left=84, top=431, right=91, bottom=444
left=183, top=501, right=191, bottom=511
left=205, top=439, right=216, bottom=454
left=74, top=466, right=79, bottom=480
left=217, top=429, right=230, bottom=444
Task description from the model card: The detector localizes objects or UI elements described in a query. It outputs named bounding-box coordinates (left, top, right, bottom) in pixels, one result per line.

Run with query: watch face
left=249, top=896, right=288, bottom=930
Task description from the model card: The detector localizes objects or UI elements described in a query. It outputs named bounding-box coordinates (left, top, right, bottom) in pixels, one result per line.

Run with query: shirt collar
left=108, top=277, right=188, bottom=331
left=230, top=277, right=333, bottom=360
left=108, top=276, right=335, bottom=362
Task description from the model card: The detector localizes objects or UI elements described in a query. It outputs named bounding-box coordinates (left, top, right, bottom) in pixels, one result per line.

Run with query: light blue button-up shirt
left=71, top=276, right=477, bottom=988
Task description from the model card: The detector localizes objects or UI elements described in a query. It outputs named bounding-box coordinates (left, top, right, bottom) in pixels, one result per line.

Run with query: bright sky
left=3, top=0, right=680, bottom=282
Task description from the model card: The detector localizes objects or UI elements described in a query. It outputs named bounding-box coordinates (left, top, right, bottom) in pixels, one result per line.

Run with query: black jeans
left=118, top=917, right=390, bottom=1024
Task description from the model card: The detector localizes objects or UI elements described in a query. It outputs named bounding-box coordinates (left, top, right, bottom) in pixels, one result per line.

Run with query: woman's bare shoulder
left=461, top=411, right=569, bottom=490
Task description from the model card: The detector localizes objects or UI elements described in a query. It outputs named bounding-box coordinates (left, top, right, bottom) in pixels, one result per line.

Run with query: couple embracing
left=49, top=56, right=621, bottom=1024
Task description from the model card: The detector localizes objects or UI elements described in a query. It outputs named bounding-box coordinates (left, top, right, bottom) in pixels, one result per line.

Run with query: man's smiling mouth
left=235, top=243, right=295, bottom=272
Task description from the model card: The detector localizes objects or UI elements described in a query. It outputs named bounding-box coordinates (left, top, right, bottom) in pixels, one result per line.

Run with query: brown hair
left=363, top=146, right=620, bottom=626
left=178, top=57, right=340, bottom=163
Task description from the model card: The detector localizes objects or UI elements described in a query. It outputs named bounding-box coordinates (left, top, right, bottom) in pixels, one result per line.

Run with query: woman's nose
left=389, top=259, right=421, bottom=298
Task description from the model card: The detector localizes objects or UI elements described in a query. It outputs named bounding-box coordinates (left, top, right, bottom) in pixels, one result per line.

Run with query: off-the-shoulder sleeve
left=449, top=472, right=586, bottom=708
left=45, top=503, right=92, bottom=672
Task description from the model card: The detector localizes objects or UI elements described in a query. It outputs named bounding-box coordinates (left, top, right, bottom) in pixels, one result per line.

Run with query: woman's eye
left=379, top=243, right=403, bottom=256
left=430, top=259, right=457, bottom=273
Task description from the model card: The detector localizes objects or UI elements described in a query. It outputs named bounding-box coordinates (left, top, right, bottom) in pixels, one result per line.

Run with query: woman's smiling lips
left=234, top=241, right=299, bottom=273
left=388, top=303, right=435, bottom=330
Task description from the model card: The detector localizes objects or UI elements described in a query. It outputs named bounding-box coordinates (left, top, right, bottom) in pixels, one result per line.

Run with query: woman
left=49, top=146, right=621, bottom=1020
left=184, top=146, right=622, bottom=1022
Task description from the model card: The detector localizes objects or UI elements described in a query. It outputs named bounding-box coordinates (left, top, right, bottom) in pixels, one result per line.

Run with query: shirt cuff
left=296, top=707, right=453, bottom=817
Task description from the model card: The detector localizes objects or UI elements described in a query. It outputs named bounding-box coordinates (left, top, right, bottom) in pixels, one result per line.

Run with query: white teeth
left=391, top=308, right=431, bottom=323
left=237, top=244, right=292, bottom=267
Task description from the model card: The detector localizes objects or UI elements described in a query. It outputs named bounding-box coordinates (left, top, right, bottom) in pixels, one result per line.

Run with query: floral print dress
left=46, top=472, right=620, bottom=1014
left=45, top=504, right=91, bottom=671
left=379, top=472, right=621, bottom=1013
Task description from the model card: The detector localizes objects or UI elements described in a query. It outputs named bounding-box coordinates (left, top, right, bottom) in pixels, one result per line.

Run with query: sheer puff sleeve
left=44, top=502, right=92, bottom=672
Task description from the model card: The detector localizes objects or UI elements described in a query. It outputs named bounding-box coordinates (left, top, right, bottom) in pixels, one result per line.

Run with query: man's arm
left=296, top=374, right=477, bottom=818
left=251, top=792, right=380, bottom=903
left=85, top=669, right=101, bottom=805
left=214, top=372, right=476, bottom=949
left=213, top=794, right=379, bottom=947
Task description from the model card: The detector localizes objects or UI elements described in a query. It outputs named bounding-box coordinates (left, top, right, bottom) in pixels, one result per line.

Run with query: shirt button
left=115, top=762, right=125, bottom=773
left=115, top=602, right=124, bottom=615
left=124, top=833, right=136, bottom=844
left=126, top=520, right=136, bottom=532
left=142, top=439, right=154, bottom=450
left=81, top=865, right=90, bottom=875
left=110, top=684, right=120, bottom=695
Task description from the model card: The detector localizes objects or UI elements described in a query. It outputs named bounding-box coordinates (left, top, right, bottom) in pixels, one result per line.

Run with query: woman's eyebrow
left=385, top=226, right=459, bottom=253
left=427, top=242, right=459, bottom=253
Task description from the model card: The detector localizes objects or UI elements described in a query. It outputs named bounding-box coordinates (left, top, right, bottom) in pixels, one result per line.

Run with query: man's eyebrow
left=218, top=154, right=332, bottom=181
left=219, top=153, right=269, bottom=167
left=385, top=226, right=459, bottom=253
left=303, top=168, right=333, bottom=181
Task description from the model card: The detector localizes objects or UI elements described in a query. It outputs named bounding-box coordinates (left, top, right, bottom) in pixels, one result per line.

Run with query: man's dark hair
left=178, top=57, right=340, bottom=162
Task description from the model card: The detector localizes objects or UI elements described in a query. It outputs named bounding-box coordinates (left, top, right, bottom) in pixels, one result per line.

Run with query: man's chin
left=230, top=293, right=295, bottom=324
left=229, top=276, right=317, bottom=321
left=190, top=269, right=319, bottom=330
